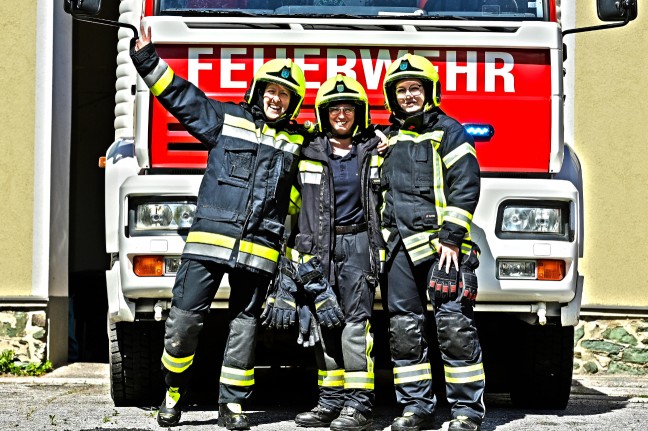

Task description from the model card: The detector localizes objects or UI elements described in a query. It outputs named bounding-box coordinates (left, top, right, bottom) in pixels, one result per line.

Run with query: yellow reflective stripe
left=299, top=160, right=324, bottom=185
left=393, top=363, right=432, bottom=385
left=166, top=387, right=182, bottom=405
left=444, top=206, right=473, bottom=232
left=150, top=67, right=174, bottom=97
left=379, top=249, right=386, bottom=273
left=432, top=145, right=445, bottom=222
left=239, top=240, right=280, bottom=262
left=409, top=244, right=436, bottom=264
left=444, top=363, right=485, bottom=384
left=220, top=366, right=255, bottom=387
left=344, top=371, right=375, bottom=389
left=402, top=230, right=438, bottom=252
left=289, top=185, right=302, bottom=214
left=161, top=351, right=194, bottom=373
left=395, top=130, right=444, bottom=148
left=187, top=231, right=236, bottom=249
left=221, top=115, right=303, bottom=155
left=366, top=321, right=374, bottom=373
left=461, top=242, right=473, bottom=255
left=318, top=369, right=345, bottom=387
left=442, top=142, right=477, bottom=169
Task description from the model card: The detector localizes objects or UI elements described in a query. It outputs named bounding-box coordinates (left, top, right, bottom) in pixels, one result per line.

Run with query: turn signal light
left=537, top=260, right=565, bottom=281
left=134, top=255, right=164, bottom=277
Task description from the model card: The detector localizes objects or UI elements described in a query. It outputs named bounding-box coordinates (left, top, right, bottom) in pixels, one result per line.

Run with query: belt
left=335, top=222, right=368, bottom=235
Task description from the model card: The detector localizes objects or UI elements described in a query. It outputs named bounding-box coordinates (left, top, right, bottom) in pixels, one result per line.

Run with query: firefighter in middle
left=289, top=75, right=385, bottom=431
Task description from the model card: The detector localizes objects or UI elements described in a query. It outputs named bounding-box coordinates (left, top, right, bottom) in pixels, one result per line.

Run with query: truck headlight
left=496, top=200, right=571, bottom=240
left=129, top=198, right=196, bottom=236
left=501, top=207, right=561, bottom=233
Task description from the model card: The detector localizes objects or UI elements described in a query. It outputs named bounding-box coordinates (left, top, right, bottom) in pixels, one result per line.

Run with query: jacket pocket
left=222, top=140, right=257, bottom=184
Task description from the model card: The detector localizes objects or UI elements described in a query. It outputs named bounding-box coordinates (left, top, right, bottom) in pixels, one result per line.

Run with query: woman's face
left=263, top=83, right=292, bottom=120
left=395, top=79, right=425, bottom=114
left=328, top=103, right=356, bottom=136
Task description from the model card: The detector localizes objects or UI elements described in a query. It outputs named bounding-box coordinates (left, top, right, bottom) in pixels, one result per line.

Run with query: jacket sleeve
left=438, top=121, right=481, bottom=247
left=130, top=43, right=224, bottom=150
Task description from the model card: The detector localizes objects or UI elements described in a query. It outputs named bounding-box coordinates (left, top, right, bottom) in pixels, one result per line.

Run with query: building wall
left=574, top=2, right=648, bottom=309
left=0, top=2, right=37, bottom=296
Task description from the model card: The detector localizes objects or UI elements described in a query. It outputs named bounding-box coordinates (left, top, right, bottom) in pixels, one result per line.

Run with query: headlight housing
left=128, top=197, right=196, bottom=236
left=496, top=200, right=571, bottom=241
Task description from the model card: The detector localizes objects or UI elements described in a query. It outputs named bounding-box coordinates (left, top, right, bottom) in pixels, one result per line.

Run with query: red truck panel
left=151, top=45, right=551, bottom=172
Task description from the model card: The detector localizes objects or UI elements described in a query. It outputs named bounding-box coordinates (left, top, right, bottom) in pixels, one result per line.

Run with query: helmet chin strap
left=329, top=130, right=353, bottom=140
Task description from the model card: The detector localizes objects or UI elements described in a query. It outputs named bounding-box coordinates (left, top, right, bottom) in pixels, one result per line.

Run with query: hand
left=260, top=262, right=299, bottom=330
left=428, top=256, right=459, bottom=303
left=296, top=304, right=320, bottom=348
left=134, top=24, right=152, bottom=52
left=438, top=242, right=459, bottom=273
left=375, top=129, right=388, bottom=154
left=298, top=258, right=345, bottom=329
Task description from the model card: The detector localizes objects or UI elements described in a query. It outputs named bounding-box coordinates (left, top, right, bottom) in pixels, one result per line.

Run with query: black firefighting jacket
left=288, top=129, right=385, bottom=282
left=131, top=44, right=305, bottom=275
left=381, top=109, right=480, bottom=266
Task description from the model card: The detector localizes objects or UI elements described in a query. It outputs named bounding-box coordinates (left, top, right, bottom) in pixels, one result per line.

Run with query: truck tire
left=510, top=323, right=574, bottom=410
left=109, top=319, right=165, bottom=407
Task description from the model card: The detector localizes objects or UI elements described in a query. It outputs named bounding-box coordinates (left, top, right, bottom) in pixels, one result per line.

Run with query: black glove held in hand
left=298, top=258, right=345, bottom=329
left=296, top=304, right=320, bottom=348
left=458, top=244, right=480, bottom=306
left=428, top=257, right=459, bottom=303
left=261, top=258, right=299, bottom=330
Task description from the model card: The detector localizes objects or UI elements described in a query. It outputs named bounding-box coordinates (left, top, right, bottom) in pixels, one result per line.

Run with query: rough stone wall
left=574, top=317, right=648, bottom=375
left=0, top=310, right=47, bottom=363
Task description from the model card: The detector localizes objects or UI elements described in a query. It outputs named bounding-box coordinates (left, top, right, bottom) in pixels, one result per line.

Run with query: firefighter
left=379, top=53, right=485, bottom=431
left=130, top=27, right=307, bottom=430
left=289, top=75, right=384, bottom=431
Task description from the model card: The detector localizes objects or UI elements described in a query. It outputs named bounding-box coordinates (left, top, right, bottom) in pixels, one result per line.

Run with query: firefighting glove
left=298, top=258, right=345, bottom=329
left=261, top=258, right=299, bottom=330
left=428, top=257, right=460, bottom=303
left=296, top=304, right=320, bottom=348
left=458, top=244, right=481, bottom=307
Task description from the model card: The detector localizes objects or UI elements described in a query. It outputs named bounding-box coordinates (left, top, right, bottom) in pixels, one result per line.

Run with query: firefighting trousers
left=161, top=257, right=270, bottom=404
left=380, top=239, right=485, bottom=422
left=314, top=231, right=376, bottom=415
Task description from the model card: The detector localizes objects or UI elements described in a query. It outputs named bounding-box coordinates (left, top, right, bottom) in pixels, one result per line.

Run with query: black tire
left=510, top=323, right=574, bottom=410
left=109, top=319, right=165, bottom=407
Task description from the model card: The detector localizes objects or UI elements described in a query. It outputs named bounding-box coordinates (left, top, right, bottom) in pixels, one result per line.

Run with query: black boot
left=391, top=411, right=434, bottom=431
left=448, top=416, right=480, bottom=431
left=217, top=403, right=250, bottom=430
left=295, top=404, right=341, bottom=427
left=330, top=406, right=373, bottom=431
left=157, top=387, right=185, bottom=427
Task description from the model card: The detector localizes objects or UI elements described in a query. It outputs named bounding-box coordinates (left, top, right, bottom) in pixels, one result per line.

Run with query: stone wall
left=0, top=310, right=47, bottom=363
left=574, top=317, right=648, bottom=375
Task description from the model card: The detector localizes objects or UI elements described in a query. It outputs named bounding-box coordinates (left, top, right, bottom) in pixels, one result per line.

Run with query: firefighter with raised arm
left=379, top=54, right=485, bottom=431
left=130, top=27, right=307, bottom=430
left=278, top=75, right=385, bottom=431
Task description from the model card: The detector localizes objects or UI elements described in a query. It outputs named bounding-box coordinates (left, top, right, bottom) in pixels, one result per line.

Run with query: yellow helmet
left=383, top=53, right=441, bottom=114
left=246, top=58, right=306, bottom=120
left=315, top=74, right=369, bottom=135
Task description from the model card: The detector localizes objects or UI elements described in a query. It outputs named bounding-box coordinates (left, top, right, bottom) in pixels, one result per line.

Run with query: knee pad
left=389, top=314, right=426, bottom=361
left=436, top=311, right=478, bottom=361
left=341, top=321, right=373, bottom=372
left=223, top=314, right=258, bottom=369
left=164, top=306, right=205, bottom=358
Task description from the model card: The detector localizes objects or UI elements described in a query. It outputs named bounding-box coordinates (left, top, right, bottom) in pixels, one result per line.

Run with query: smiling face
left=328, top=103, right=356, bottom=136
left=395, top=79, right=425, bottom=114
left=262, top=83, right=292, bottom=120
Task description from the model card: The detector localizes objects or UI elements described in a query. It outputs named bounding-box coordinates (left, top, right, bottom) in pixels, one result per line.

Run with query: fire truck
left=66, top=0, right=636, bottom=410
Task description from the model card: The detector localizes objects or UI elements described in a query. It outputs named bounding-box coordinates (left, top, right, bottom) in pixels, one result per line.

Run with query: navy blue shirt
left=329, top=142, right=365, bottom=226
